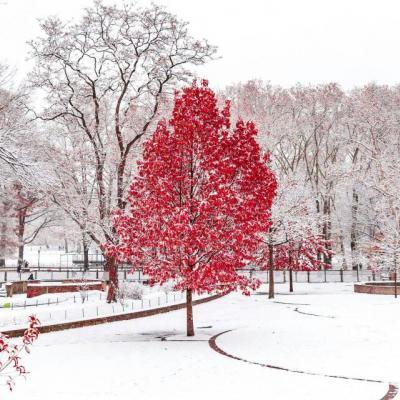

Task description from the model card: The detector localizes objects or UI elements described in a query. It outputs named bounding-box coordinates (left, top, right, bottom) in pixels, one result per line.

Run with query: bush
left=118, top=281, right=145, bottom=305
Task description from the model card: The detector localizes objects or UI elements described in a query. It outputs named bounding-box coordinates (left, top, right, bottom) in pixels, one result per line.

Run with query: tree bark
left=268, top=243, right=274, bottom=299
left=106, top=255, right=118, bottom=303
left=17, top=207, right=26, bottom=266
left=350, top=189, right=359, bottom=269
left=0, top=219, right=6, bottom=267
left=289, top=269, right=293, bottom=293
left=83, top=240, right=89, bottom=271
left=323, top=197, right=332, bottom=267
left=186, top=289, right=194, bottom=336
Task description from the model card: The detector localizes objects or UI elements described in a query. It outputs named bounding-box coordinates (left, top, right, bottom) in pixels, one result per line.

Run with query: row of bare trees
left=225, top=81, right=400, bottom=273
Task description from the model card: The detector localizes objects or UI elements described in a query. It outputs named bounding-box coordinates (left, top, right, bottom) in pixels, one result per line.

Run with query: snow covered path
left=4, top=283, right=400, bottom=400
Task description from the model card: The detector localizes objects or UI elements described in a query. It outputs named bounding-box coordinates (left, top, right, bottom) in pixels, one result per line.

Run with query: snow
left=1, top=282, right=399, bottom=399
left=0, top=287, right=193, bottom=330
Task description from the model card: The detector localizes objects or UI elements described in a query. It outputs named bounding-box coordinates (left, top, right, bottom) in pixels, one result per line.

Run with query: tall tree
left=29, top=1, right=216, bottom=301
left=108, top=81, right=277, bottom=335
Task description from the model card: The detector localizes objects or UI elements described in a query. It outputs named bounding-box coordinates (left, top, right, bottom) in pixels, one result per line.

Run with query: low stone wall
left=354, top=283, right=400, bottom=295
left=26, top=282, right=103, bottom=298
left=2, top=293, right=223, bottom=338
left=5, top=280, right=104, bottom=297
left=6, top=281, right=40, bottom=297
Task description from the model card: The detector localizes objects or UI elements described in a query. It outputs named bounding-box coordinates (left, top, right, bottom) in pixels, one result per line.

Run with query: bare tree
left=29, top=1, right=216, bottom=301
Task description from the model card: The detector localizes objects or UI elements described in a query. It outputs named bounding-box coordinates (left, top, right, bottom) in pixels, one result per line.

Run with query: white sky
left=1, top=0, right=400, bottom=89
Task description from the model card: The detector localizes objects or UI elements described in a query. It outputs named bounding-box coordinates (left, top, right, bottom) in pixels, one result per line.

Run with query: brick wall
left=354, top=283, right=398, bottom=295
left=26, top=282, right=104, bottom=298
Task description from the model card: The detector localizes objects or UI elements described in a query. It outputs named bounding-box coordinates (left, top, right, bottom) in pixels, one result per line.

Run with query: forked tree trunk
left=186, top=289, right=194, bottom=336
left=268, top=243, right=274, bottom=299
left=106, top=255, right=118, bottom=303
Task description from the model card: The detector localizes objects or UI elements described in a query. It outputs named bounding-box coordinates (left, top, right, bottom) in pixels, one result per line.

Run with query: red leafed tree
left=273, top=236, right=331, bottom=293
left=108, top=81, right=277, bottom=336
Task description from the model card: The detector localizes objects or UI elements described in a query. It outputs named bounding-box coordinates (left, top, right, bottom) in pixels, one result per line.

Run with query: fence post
left=124, top=269, right=127, bottom=280
left=307, top=271, right=310, bottom=283
left=372, top=271, right=376, bottom=281
left=324, top=268, right=327, bottom=283
left=283, top=271, right=286, bottom=283
left=356, top=266, right=360, bottom=282
left=4, top=271, right=7, bottom=282
left=96, top=269, right=99, bottom=279
left=340, top=269, right=344, bottom=283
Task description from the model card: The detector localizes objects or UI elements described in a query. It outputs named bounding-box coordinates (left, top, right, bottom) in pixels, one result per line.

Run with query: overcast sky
left=1, top=0, right=400, bottom=89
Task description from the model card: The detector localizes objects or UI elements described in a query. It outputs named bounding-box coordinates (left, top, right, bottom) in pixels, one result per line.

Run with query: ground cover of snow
left=0, top=286, right=189, bottom=330
left=2, top=282, right=399, bottom=400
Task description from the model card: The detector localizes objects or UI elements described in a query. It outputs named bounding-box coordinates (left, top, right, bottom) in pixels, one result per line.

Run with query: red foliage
left=272, top=236, right=333, bottom=271
left=0, top=316, right=40, bottom=391
left=108, top=81, right=277, bottom=295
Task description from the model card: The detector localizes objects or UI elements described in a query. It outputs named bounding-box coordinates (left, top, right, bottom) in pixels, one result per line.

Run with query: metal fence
left=0, top=290, right=199, bottom=329
left=244, top=269, right=386, bottom=284
left=0, top=268, right=387, bottom=286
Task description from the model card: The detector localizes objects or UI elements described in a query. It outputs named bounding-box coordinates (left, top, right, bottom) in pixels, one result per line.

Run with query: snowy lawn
left=2, top=282, right=399, bottom=400
left=0, top=285, right=189, bottom=330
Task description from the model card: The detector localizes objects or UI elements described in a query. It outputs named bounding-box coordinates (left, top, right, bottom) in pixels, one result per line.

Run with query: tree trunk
left=18, top=244, right=24, bottom=265
left=288, top=249, right=293, bottom=293
left=323, top=197, right=332, bottom=267
left=83, top=239, right=89, bottom=271
left=0, top=218, right=7, bottom=267
left=17, top=207, right=26, bottom=266
left=186, top=289, right=194, bottom=336
left=64, top=236, right=69, bottom=253
left=268, top=243, right=274, bottom=299
left=289, top=269, right=293, bottom=293
left=350, top=189, right=359, bottom=269
left=106, top=255, right=118, bottom=303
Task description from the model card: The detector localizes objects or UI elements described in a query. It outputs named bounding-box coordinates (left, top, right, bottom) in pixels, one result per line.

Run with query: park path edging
left=2, top=293, right=223, bottom=338
left=209, top=330, right=399, bottom=400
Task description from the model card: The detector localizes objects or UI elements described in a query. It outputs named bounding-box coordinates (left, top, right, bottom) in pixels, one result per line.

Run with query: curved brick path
left=209, top=330, right=399, bottom=400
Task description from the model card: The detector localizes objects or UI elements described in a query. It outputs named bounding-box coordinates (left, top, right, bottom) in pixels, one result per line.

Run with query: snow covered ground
left=2, top=282, right=400, bottom=400
left=0, top=286, right=189, bottom=330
